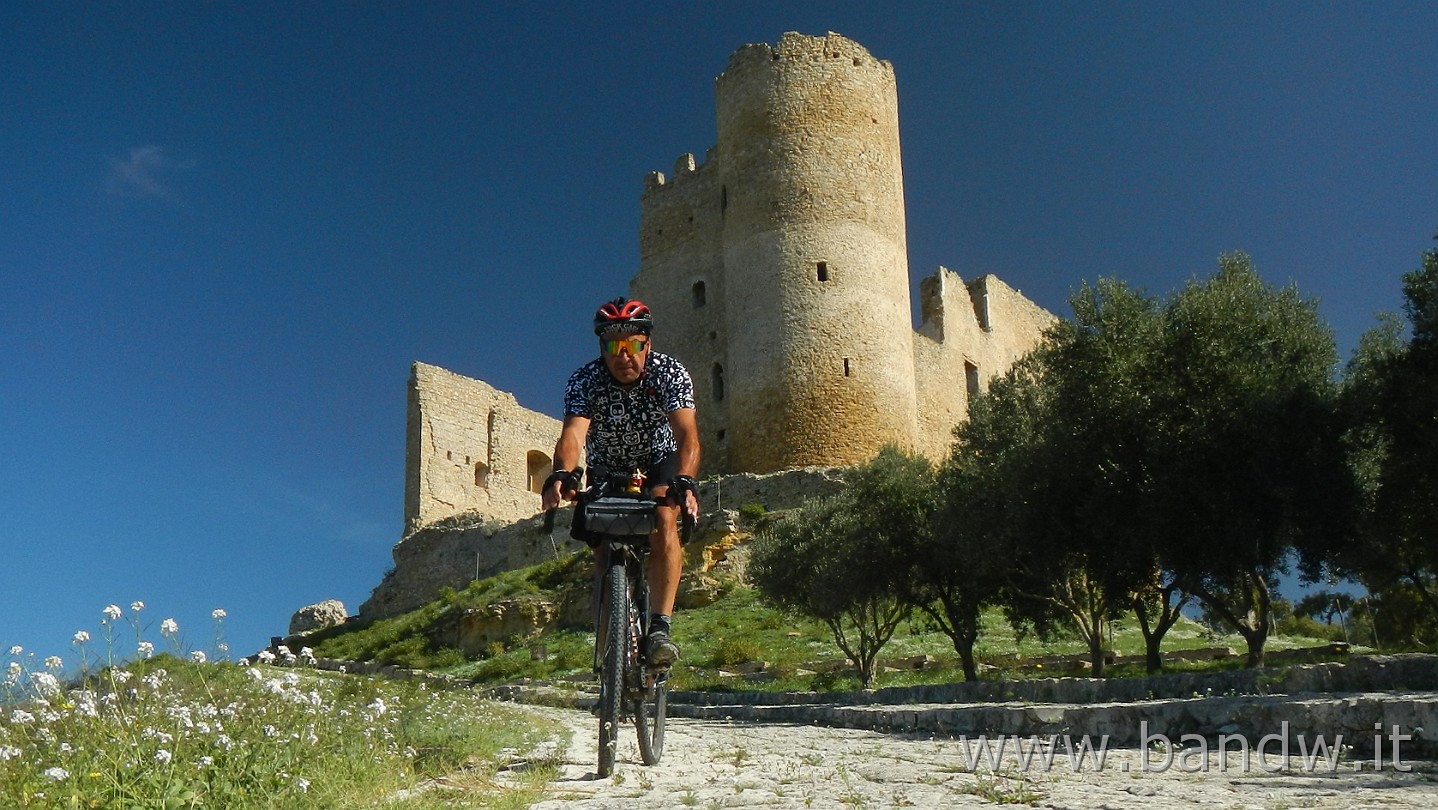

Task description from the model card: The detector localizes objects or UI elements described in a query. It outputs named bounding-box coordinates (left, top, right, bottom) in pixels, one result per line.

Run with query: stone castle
left=404, top=32, right=1053, bottom=532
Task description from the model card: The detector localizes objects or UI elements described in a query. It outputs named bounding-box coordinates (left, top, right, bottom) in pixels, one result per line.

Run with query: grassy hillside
left=308, top=551, right=1356, bottom=693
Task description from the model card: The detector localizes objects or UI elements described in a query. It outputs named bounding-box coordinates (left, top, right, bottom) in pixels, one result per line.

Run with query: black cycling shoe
left=645, top=630, right=680, bottom=667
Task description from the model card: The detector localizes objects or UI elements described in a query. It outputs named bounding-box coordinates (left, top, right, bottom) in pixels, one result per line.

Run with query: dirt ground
left=507, top=705, right=1438, bottom=809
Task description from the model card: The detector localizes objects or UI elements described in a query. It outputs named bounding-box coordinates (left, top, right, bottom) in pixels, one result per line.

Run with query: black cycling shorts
left=586, top=451, right=679, bottom=496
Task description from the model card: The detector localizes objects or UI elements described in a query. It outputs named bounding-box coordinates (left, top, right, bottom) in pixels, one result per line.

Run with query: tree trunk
left=1191, top=573, right=1271, bottom=669
left=1088, top=626, right=1107, bottom=678
left=1133, top=583, right=1190, bottom=675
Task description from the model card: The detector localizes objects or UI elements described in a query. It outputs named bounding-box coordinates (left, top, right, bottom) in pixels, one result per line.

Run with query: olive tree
left=748, top=447, right=925, bottom=689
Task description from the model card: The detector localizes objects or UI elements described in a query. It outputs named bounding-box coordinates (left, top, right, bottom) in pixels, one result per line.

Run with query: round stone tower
left=715, top=32, right=919, bottom=471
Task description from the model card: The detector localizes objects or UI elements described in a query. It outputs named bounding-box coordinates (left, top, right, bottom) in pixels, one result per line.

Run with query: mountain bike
left=545, top=472, right=694, bottom=777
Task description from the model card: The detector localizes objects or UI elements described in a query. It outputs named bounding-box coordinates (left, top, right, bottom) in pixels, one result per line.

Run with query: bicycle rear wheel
left=596, top=562, right=628, bottom=778
left=635, top=672, right=667, bottom=765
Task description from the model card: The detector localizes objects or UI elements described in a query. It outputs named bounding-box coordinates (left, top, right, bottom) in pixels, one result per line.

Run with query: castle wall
left=632, top=152, right=731, bottom=471
left=633, top=32, right=1054, bottom=475
left=404, top=362, right=561, bottom=533
left=912, top=271, right=1057, bottom=459
left=713, top=32, right=919, bottom=472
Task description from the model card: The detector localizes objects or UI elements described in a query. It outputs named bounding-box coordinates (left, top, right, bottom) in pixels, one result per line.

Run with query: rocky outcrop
left=289, top=600, right=349, bottom=635
left=360, top=467, right=846, bottom=620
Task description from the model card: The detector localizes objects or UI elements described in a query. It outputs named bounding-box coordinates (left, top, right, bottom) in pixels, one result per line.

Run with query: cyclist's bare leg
left=648, top=502, right=682, bottom=616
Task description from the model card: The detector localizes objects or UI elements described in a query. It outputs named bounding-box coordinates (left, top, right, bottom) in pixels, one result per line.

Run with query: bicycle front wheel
left=596, top=562, right=628, bottom=778
left=635, top=673, right=667, bottom=765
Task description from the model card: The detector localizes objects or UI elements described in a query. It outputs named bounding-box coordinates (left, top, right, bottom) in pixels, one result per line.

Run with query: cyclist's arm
left=542, top=414, right=589, bottom=510
left=666, top=407, right=702, bottom=519
left=667, top=408, right=700, bottom=480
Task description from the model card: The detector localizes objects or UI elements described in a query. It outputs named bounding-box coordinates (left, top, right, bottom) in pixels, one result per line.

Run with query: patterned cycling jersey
left=563, top=351, right=695, bottom=476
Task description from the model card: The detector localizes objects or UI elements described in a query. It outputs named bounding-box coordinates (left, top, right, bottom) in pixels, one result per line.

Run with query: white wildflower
left=198, top=756, right=213, bottom=768
left=296, top=777, right=310, bottom=793
left=160, top=619, right=179, bottom=637
left=131, top=601, right=145, bottom=613
left=42, top=766, right=70, bottom=782
left=0, top=746, right=22, bottom=761
left=103, top=604, right=123, bottom=622
left=154, top=749, right=172, bottom=765
left=369, top=697, right=387, bottom=717
left=211, top=608, right=227, bottom=621
left=111, top=669, right=133, bottom=685
left=137, top=641, right=154, bottom=659
left=9, top=710, right=35, bottom=725
left=217, top=643, right=229, bottom=654
left=73, top=691, right=99, bottom=718
left=44, top=656, right=63, bottom=671
left=190, top=651, right=207, bottom=664
left=263, top=725, right=278, bottom=738
left=31, top=672, right=61, bottom=698
left=73, top=630, right=90, bottom=645
left=257, top=650, right=276, bottom=665
left=7, top=645, right=21, bottom=657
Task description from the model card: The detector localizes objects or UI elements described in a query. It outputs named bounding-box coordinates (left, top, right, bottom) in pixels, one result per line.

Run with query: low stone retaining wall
left=671, top=653, right=1438, bottom=707
left=668, top=692, right=1438, bottom=755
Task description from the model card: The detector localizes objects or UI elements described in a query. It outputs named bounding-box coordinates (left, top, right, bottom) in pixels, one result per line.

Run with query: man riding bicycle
left=541, top=297, right=701, bottom=667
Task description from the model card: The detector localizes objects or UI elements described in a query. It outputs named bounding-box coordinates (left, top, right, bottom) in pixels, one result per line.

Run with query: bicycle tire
left=597, top=562, right=628, bottom=778
left=634, top=672, right=667, bottom=765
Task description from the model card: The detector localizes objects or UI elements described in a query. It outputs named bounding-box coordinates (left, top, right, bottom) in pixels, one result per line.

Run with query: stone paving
left=512, top=704, right=1438, bottom=809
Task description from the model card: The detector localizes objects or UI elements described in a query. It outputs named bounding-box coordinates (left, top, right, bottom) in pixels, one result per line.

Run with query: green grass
left=2, top=653, right=564, bottom=808
left=309, top=550, right=1356, bottom=694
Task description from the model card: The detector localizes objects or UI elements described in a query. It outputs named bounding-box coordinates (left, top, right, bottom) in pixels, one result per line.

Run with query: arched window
left=475, top=462, right=490, bottom=488
left=817, top=261, right=830, bottom=282
left=526, top=451, right=552, bottom=495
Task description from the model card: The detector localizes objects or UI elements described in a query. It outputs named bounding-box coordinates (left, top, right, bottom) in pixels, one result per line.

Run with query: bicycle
left=544, top=470, right=694, bottom=777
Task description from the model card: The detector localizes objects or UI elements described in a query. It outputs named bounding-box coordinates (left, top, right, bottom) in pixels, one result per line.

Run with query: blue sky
left=3, top=3, right=1435, bottom=663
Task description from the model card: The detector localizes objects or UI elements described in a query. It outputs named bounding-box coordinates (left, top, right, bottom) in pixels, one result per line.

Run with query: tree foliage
left=1152, top=253, right=1348, bottom=667
left=1337, top=247, right=1438, bottom=637
left=748, top=447, right=925, bottom=688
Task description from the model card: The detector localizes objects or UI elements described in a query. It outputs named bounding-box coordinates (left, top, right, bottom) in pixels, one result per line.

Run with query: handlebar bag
left=580, top=497, right=657, bottom=537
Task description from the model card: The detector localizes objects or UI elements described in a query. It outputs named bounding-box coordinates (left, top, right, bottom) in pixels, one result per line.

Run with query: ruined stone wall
left=404, top=362, right=561, bottom=533
left=913, top=271, right=1057, bottom=459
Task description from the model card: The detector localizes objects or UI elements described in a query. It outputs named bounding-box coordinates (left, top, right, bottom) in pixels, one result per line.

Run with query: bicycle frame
left=548, top=477, right=680, bottom=777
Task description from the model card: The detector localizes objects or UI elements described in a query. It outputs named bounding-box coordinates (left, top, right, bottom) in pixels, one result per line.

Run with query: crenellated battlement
left=642, top=149, right=718, bottom=194
left=721, top=31, right=893, bottom=79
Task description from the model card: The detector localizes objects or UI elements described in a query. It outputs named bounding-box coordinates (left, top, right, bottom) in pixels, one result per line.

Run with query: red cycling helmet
left=593, top=297, right=654, bottom=335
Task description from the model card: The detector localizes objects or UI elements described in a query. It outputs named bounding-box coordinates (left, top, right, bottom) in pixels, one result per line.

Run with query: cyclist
left=542, top=297, right=701, bottom=667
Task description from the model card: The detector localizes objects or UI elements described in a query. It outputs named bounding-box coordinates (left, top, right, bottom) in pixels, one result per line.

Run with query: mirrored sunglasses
left=602, top=337, right=648, bottom=356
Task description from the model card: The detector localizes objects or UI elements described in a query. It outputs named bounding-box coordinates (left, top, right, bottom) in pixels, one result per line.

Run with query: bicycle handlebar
left=540, top=479, right=698, bottom=544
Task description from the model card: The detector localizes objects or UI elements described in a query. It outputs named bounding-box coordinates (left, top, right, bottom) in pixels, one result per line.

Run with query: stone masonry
left=632, top=31, right=1054, bottom=472
left=404, top=362, right=563, bottom=532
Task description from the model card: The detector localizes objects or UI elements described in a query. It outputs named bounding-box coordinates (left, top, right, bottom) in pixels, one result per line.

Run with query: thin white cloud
left=107, top=146, right=197, bottom=199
